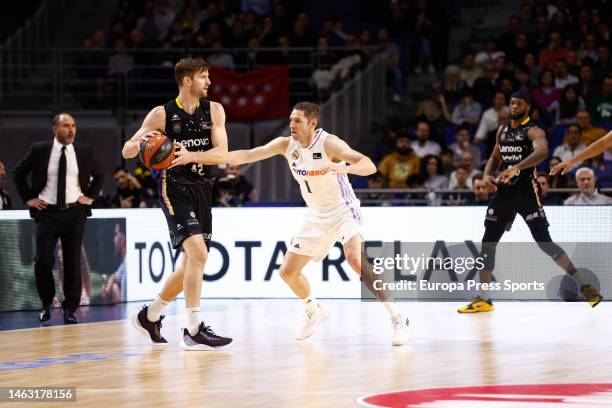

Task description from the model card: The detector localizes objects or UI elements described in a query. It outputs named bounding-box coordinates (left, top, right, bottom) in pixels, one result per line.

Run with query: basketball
left=138, top=132, right=175, bottom=170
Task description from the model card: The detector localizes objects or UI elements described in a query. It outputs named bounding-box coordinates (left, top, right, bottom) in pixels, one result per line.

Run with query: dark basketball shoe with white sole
left=131, top=305, right=168, bottom=345
left=180, top=322, right=233, bottom=351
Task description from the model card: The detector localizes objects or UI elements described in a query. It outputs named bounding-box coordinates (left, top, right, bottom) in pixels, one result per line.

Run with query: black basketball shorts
left=485, top=177, right=549, bottom=231
left=158, top=174, right=212, bottom=249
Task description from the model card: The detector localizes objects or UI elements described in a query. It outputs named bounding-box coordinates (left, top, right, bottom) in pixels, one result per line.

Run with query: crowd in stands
left=372, top=0, right=612, bottom=206
left=69, top=0, right=457, bottom=106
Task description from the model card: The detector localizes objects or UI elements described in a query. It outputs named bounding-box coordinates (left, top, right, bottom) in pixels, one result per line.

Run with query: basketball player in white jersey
left=226, top=102, right=411, bottom=345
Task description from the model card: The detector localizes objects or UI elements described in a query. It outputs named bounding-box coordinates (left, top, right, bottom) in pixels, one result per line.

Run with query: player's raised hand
left=321, top=163, right=348, bottom=175
left=496, top=166, right=520, bottom=185
left=550, top=160, right=575, bottom=176
left=169, top=142, right=193, bottom=168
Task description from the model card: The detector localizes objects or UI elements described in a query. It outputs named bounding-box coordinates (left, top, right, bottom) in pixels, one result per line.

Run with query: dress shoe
left=63, top=310, right=78, bottom=324
left=38, top=306, right=51, bottom=322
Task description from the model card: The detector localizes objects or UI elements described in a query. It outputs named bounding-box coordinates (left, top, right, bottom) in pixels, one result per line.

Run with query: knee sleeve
left=480, top=223, right=505, bottom=270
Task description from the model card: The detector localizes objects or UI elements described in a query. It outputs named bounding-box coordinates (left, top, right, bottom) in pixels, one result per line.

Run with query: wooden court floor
left=0, top=299, right=611, bottom=407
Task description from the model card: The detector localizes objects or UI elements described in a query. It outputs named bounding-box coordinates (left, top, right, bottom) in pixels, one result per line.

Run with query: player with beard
left=225, top=101, right=412, bottom=345
left=458, top=90, right=603, bottom=313
left=122, top=58, right=233, bottom=350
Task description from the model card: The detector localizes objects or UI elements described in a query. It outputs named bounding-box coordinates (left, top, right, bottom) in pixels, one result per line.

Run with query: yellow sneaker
left=581, top=285, right=603, bottom=308
left=457, top=297, right=494, bottom=313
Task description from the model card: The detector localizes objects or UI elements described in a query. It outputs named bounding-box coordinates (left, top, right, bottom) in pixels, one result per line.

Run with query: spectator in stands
left=507, top=33, right=531, bottom=68
left=548, top=156, right=569, bottom=188
left=111, top=167, right=144, bottom=208
left=564, top=167, right=612, bottom=205
left=531, top=69, right=561, bottom=117
left=225, top=164, right=257, bottom=205
left=552, top=124, right=586, bottom=162
left=498, top=15, right=520, bottom=55
left=133, top=164, right=158, bottom=207
left=416, top=83, right=449, bottom=133
left=550, top=84, right=585, bottom=125
left=578, top=33, right=599, bottom=61
left=449, top=151, right=481, bottom=190
left=420, top=154, right=447, bottom=190
left=0, top=160, right=11, bottom=210
left=464, top=174, right=492, bottom=206
left=553, top=60, right=578, bottom=88
left=475, top=37, right=504, bottom=66
left=449, top=125, right=482, bottom=168
left=413, top=10, right=436, bottom=74
left=378, top=134, right=420, bottom=189
left=154, top=0, right=176, bottom=42
left=361, top=172, right=390, bottom=206
left=436, top=148, right=452, bottom=175
left=539, top=31, right=568, bottom=68
left=107, top=39, right=134, bottom=77
left=590, top=76, right=612, bottom=123
left=587, top=154, right=612, bottom=189
left=475, top=91, right=509, bottom=143
left=135, top=2, right=159, bottom=46
left=577, top=62, right=601, bottom=102
left=576, top=110, right=607, bottom=145
left=411, top=120, right=441, bottom=158
left=208, top=40, right=235, bottom=69
left=451, top=88, right=482, bottom=126
left=376, top=28, right=402, bottom=104
left=515, top=65, right=535, bottom=93
left=473, top=62, right=498, bottom=107
left=442, top=65, right=466, bottom=107
left=529, top=15, right=549, bottom=53
left=518, top=3, right=535, bottom=34
left=213, top=178, right=232, bottom=207
left=459, top=51, right=482, bottom=87
left=594, top=45, right=610, bottom=80
left=446, top=166, right=470, bottom=206
left=537, top=172, right=564, bottom=205
left=523, top=52, right=541, bottom=84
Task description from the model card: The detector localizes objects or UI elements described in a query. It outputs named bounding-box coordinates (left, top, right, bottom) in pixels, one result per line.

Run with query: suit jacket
left=13, top=140, right=104, bottom=217
left=0, top=188, right=11, bottom=210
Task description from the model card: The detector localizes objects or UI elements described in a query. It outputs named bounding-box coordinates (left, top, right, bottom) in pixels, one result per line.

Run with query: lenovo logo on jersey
left=180, top=138, right=210, bottom=148
left=292, top=168, right=327, bottom=176
left=499, top=145, right=523, bottom=153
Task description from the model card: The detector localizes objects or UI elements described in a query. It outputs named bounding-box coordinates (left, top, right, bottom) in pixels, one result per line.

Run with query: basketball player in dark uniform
left=122, top=58, right=232, bottom=349
left=458, top=91, right=603, bottom=313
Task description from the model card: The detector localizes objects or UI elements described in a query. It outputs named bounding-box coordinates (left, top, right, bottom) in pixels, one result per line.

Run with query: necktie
left=57, top=146, right=67, bottom=207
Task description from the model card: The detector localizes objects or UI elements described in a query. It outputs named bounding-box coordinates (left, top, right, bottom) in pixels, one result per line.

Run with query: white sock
left=301, top=294, right=318, bottom=314
left=383, top=302, right=401, bottom=321
left=186, top=307, right=200, bottom=336
left=147, top=295, right=169, bottom=322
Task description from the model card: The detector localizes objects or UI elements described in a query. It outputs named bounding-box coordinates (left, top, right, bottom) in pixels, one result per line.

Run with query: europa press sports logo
left=356, top=383, right=612, bottom=407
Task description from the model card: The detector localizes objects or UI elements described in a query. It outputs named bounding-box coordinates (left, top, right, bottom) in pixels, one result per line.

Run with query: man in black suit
left=13, top=113, right=103, bottom=324
left=0, top=161, right=11, bottom=210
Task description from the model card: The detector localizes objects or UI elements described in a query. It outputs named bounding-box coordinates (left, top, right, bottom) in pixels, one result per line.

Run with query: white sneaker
left=295, top=303, right=329, bottom=340
left=392, top=316, right=411, bottom=346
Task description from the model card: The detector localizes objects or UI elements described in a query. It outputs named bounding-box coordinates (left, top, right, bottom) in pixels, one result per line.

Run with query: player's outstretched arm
left=226, top=137, right=290, bottom=165
left=322, top=135, right=377, bottom=176
left=122, top=106, right=165, bottom=159
left=171, top=102, right=229, bottom=167
left=551, top=130, right=612, bottom=175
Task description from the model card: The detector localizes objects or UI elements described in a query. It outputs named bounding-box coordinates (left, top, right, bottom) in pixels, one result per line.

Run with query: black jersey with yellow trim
left=163, top=97, right=213, bottom=184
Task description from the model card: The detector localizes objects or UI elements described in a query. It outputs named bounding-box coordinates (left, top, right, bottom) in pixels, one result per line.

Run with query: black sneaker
left=180, top=322, right=232, bottom=351
left=131, top=305, right=168, bottom=345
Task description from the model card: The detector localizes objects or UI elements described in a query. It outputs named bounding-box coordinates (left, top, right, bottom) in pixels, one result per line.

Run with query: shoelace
left=154, top=315, right=165, bottom=337
left=200, top=323, right=217, bottom=336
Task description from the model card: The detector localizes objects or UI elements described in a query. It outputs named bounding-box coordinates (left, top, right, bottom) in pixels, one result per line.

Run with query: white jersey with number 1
left=284, top=128, right=363, bottom=261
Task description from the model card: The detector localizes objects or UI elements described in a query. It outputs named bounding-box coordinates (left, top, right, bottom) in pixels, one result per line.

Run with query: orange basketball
left=138, top=132, right=175, bottom=170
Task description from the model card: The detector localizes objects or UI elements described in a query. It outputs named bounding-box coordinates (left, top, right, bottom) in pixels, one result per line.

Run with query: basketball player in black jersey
left=458, top=91, right=603, bottom=313
left=122, top=58, right=232, bottom=349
